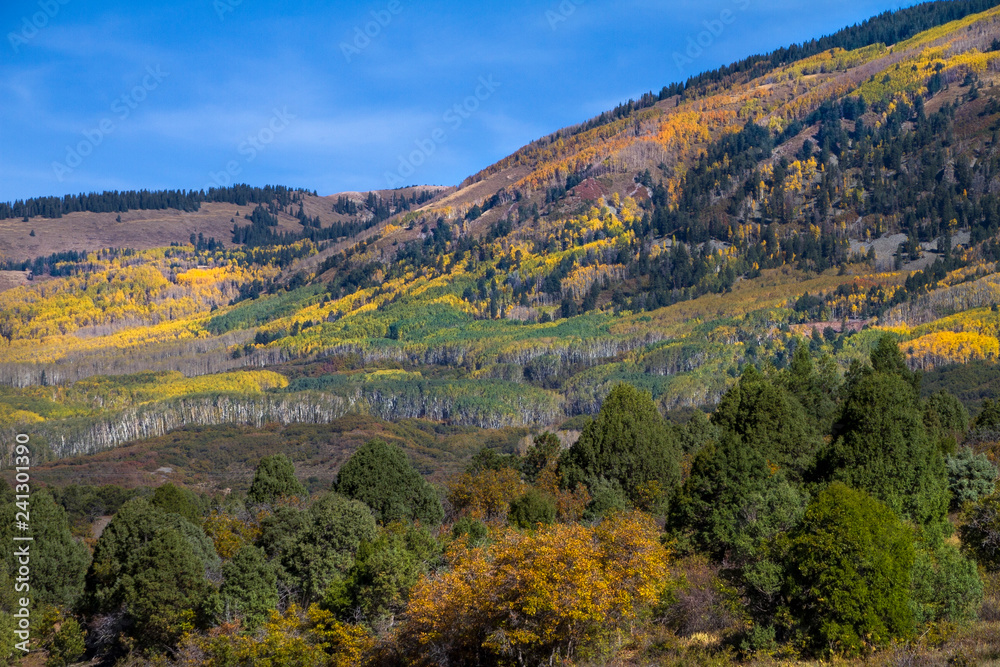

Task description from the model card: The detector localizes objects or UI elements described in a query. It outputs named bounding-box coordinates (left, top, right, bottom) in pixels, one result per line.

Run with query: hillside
left=6, top=0, right=1000, bottom=462
left=7, top=2, right=1000, bottom=666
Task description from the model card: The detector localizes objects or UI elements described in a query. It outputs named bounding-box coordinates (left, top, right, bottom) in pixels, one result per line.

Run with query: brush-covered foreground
left=3, top=337, right=1000, bottom=666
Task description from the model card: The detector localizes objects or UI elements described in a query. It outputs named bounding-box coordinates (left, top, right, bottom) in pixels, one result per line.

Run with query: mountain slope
left=7, top=0, right=1000, bottom=460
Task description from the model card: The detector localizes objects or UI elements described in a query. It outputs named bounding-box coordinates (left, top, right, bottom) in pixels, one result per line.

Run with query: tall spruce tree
left=560, top=383, right=681, bottom=506
left=816, top=336, right=949, bottom=527
left=778, top=345, right=840, bottom=434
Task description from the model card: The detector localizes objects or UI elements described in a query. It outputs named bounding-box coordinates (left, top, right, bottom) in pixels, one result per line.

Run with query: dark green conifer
left=282, top=493, right=378, bottom=604
left=335, top=439, right=443, bottom=526
left=247, top=454, right=307, bottom=505
left=220, top=545, right=278, bottom=631
left=779, top=483, right=915, bottom=657
left=560, top=383, right=681, bottom=506
left=816, top=338, right=949, bottom=527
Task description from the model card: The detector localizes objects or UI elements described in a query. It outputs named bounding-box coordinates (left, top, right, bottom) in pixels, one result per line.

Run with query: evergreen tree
left=0, top=486, right=89, bottom=609
left=712, top=364, right=821, bottom=477
left=120, top=528, right=216, bottom=651
left=220, top=545, right=278, bottom=631
left=778, top=346, right=840, bottom=434
left=668, top=409, right=718, bottom=456
left=282, top=493, right=378, bottom=604
left=974, top=397, right=1000, bottom=431
left=666, top=431, right=805, bottom=561
left=666, top=366, right=816, bottom=560
left=150, top=482, right=202, bottom=525
left=81, top=497, right=219, bottom=648
left=924, top=390, right=970, bottom=455
left=869, top=333, right=920, bottom=392
left=254, top=504, right=308, bottom=601
left=910, top=539, right=983, bottom=626
left=324, top=522, right=441, bottom=626
left=945, top=447, right=997, bottom=509
left=959, top=489, right=1000, bottom=571
left=247, top=454, right=307, bottom=505
left=521, top=432, right=562, bottom=484
left=257, top=505, right=308, bottom=560
left=560, top=383, right=682, bottom=507
left=816, top=354, right=949, bottom=527
left=779, top=483, right=915, bottom=657
left=335, top=440, right=443, bottom=526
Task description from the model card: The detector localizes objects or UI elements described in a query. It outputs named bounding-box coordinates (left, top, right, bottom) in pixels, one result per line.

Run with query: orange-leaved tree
left=401, top=511, right=669, bottom=665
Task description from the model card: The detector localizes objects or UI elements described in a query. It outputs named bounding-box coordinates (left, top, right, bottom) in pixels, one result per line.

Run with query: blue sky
left=0, top=0, right=918, bottom=201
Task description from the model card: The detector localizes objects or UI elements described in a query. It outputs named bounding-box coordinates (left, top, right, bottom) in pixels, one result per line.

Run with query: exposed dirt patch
left=0, top=270, right=29, bottom=293
left=570, top=178, right=607, bottom=202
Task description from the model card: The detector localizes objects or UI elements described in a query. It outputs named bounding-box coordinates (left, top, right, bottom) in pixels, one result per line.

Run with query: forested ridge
left=0, top=185, right=305, bottom=221
left=6, top=1, right=1000, bottom=663
left=13, top=1, right=1000, bottom=445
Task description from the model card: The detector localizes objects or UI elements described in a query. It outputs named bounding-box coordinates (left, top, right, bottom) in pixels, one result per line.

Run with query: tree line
left=0, top=185, right=305, bottom=221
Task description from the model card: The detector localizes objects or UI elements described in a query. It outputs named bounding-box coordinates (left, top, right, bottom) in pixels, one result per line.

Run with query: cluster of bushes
left=1, top=336, right=998, bottom=665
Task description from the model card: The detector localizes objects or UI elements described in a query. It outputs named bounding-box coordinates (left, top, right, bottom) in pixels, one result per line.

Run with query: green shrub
left=946, top=447, right=997, bottom=509
left=910, top=540, right=983, bottom=625
left=508, top=489, right=556, bottom=529
left=45, top=617, right=86, bottom=667
left=780, top=482, right=915, bottom=657
left=583, top=477, right=629, bottom=521
left=959, top=490, right=1000, bottom=571
left=451, top=517, right=488, bottom=545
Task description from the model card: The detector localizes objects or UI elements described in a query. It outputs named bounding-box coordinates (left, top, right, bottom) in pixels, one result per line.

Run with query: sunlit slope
left=8, top=4, right=1000, bottom=457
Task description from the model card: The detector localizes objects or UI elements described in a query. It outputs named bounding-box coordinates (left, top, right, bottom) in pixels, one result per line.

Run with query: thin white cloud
left=112, top=107, right=441, bottom=152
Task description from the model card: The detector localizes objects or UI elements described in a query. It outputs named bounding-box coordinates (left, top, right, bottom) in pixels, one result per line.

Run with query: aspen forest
left=6, top=0, right=1000, bottom=664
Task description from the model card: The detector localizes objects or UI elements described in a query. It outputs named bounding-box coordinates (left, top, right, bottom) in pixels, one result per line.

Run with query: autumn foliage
left=400, top=512, right=668, bottom=665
